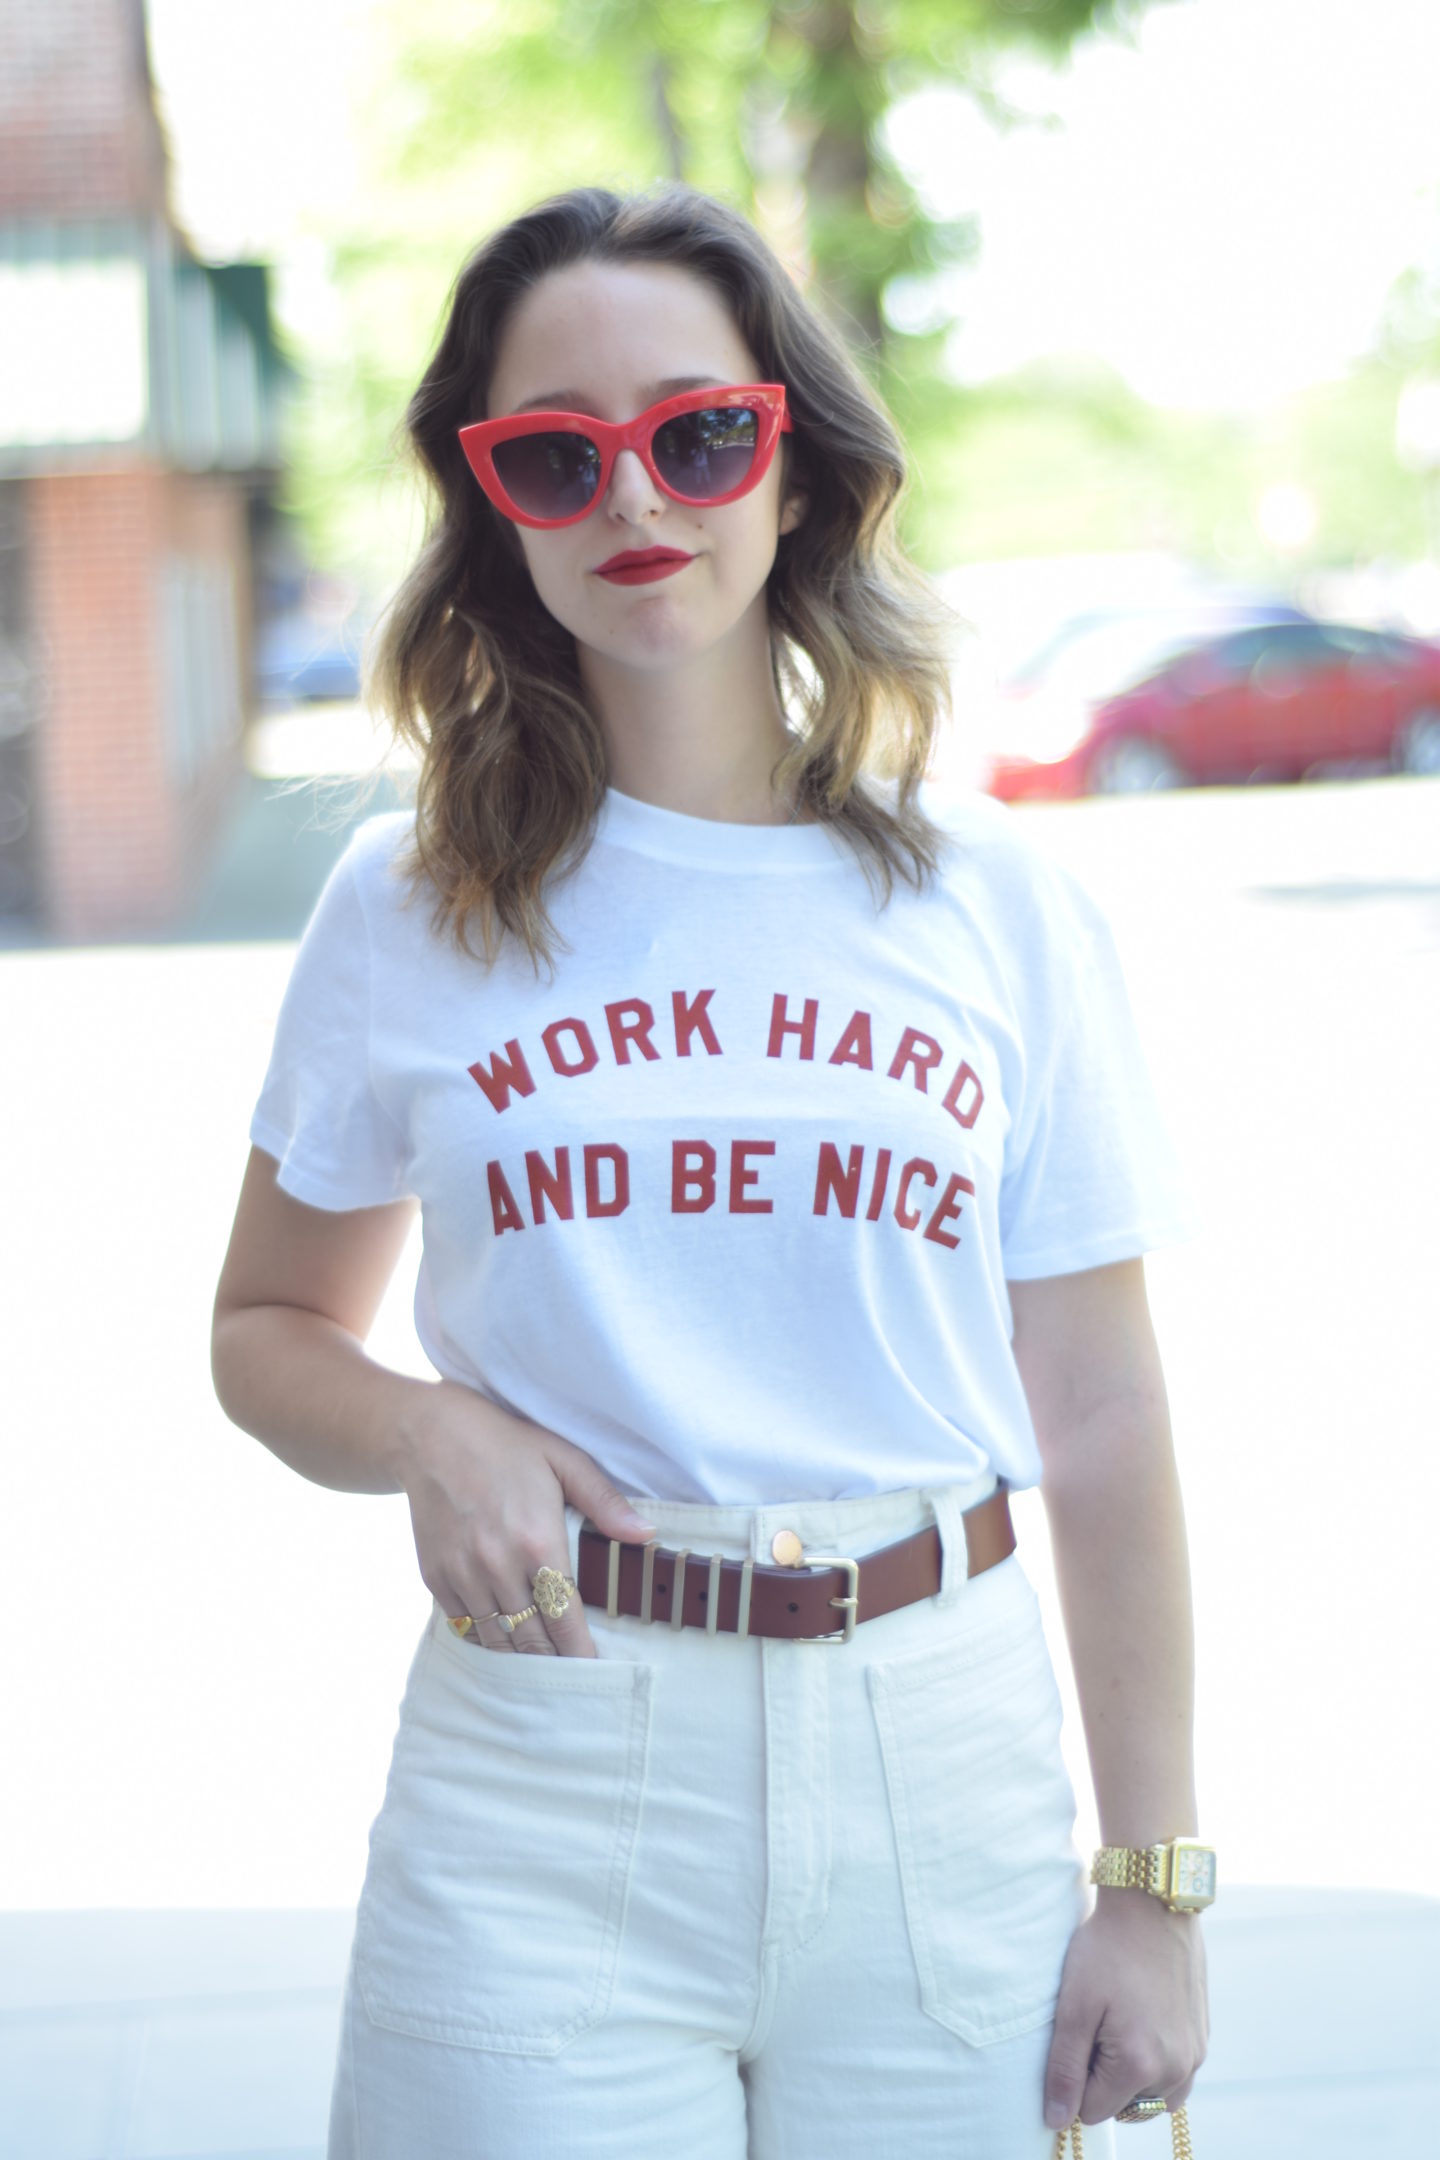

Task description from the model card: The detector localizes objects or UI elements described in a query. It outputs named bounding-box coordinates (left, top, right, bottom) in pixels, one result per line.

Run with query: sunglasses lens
left=653, top=406, right=759, bottom=500
left=492, top=430, right=602, bottom=520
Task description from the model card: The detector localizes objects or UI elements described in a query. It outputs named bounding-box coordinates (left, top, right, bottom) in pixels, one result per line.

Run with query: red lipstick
left=594, top=548, right=695, bottom=584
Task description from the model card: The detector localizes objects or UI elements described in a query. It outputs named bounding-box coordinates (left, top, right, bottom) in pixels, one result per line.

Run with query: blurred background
left=1, top=0, right=1437, bottom=2152
left=3, top=0, right=1440, bottom=944
left=5, top=0, right=1440, bottom=937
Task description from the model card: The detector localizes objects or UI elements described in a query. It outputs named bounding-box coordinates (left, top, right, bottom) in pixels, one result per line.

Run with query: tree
left=286, top=0, right=1168, bottom=586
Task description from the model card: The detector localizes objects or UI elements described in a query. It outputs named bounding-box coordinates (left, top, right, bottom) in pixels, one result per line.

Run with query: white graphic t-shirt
left=249, top=785, right=1196, bottom=1502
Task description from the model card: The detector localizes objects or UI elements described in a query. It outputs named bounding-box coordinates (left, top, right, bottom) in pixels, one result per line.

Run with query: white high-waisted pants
left=327, top=1475, right=1115, bottom=2160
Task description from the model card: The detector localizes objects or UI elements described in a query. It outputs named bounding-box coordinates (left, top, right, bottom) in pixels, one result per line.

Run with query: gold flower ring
left=530, top=1566, right=578, bottom=1621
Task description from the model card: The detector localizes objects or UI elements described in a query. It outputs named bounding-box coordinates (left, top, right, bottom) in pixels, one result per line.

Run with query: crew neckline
left=595, top=785, right=852, bottom=872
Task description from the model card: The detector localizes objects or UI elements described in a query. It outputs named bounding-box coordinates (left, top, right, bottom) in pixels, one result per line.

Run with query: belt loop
left=669, top=1549, right=691, bottom=1629
left=924, top=1485, right=974, bottom=1608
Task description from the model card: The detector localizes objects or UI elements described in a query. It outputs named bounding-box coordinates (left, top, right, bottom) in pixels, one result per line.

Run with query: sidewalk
left=2, top=1890, right=1436, bottom=2158
left=0, top=705, right=414, bottom=953
left=167, top=709, right=414, bottom=944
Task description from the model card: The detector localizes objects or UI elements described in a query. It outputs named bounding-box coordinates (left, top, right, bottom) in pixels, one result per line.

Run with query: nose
left=604, top=446, right=665, bottom=525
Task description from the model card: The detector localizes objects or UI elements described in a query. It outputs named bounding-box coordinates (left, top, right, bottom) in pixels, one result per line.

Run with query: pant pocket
left=865, top=1567, right=1084, bottom=2046
left=354, top=1611, right=654, bottom=2055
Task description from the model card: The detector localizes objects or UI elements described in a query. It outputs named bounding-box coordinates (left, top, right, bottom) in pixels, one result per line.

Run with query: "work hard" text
left=468, top=990, right=984, bottom=1130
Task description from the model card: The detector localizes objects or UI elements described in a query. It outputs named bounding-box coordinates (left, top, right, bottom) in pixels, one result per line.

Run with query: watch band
left=1091, top=1845, right=1167, bottom=1894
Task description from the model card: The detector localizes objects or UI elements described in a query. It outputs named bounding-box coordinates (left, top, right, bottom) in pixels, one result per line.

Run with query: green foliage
left=894, top=355, right=1437, bottom=577
left=284, top=0, right=1160, bottom=593
left=290, top=0, right=1439, bottom=611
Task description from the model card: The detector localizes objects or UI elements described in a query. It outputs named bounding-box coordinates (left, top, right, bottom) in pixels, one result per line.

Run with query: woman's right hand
left=395, top=1378, right=658, bottom=1656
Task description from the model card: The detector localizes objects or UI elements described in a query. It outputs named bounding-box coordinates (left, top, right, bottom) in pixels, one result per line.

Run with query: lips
left=594, top=548, right=695, bottom=585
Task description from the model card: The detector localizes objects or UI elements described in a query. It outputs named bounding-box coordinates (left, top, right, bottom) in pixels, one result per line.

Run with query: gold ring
left=447, top=1615, right=474, bottom=1638
left=531, top=1566, right=578, bottom=1621
left=1116, top=2098, right=1168, bottom=2123
left=498, top=1604, right=539, bottom=1632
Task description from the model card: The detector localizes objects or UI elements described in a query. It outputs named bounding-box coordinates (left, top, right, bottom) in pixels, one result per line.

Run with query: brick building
left=0, top=0, right=289, bottom=936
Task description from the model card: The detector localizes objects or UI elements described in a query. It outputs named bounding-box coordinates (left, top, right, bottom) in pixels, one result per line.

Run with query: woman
left=212, top=183, right=1209, bottom=2159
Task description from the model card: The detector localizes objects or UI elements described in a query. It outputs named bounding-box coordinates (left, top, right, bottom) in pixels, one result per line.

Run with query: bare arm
left=1010, top=1256, right=1197, bottom=1848
left=1008, top=1257, right=1208, bottom=2128
left=210, top=1145, right=654, bottom=1651
left=211, top=1145, right=427, bottom=1493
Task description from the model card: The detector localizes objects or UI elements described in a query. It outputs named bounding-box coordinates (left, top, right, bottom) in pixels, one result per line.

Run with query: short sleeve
left=248, top=834, right=414, bottom=1211
left=999, top=861, right=1197, bottom=1280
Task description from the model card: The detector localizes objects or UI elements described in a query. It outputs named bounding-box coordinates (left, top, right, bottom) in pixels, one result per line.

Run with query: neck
left=577, top=596, right=799, bottom=824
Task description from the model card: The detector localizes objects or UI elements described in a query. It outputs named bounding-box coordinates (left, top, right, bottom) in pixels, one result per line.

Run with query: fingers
left=1067, top=2020, right=1193, bottom=2128
left=542, top=1437, right=657, bottom=1545
left=1075, top=1970, right=1207, bottom=2124
left=501, top=1557, right=601, bottom=1657
left=432, top=1584, right=508, bottom=1653
left=405, top=1407, right=635, bottom=1658
left=1043, top=1995, right=1099, bottom=2130
left=469, top=1598, right=518, bottom=1654
left=494, top=1573, right=557, bottom=1657
left=541, top=1583, right=600, bottom=1658
left=1045, top=1899, right=1208, bottom=2131
left=448, top=1557, right=598, bottom=1658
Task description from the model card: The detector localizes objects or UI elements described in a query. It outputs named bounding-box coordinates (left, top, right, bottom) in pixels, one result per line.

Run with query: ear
left=778, top=483, right=808, bottom=538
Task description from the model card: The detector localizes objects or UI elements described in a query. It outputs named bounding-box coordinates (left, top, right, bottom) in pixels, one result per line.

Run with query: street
left=1, top=769, right=1436, bottom=1910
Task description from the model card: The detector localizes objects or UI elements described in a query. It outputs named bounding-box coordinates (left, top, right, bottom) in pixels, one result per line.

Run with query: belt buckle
left=793, top=1551, right=860, bottom=1644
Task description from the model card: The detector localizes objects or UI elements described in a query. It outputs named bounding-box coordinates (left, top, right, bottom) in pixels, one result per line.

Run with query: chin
left=589, top=605, right=727, bottom=668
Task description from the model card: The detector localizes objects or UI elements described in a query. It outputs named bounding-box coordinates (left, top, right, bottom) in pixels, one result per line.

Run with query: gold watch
left=1090, top=1837, right=1216, bottom=1913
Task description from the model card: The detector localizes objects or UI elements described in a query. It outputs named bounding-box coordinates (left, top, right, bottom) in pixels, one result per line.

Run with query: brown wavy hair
left=362, top=182, right=955, bottom=970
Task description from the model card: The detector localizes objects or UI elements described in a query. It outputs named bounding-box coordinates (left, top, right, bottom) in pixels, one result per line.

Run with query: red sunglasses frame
left=457, top=382, right=793, bottom=529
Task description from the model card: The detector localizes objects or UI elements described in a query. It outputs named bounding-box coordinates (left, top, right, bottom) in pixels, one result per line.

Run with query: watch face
left=1172, top=1845, right=1217, bottom=1906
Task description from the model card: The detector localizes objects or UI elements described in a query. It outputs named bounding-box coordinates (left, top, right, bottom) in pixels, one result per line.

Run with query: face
left=483, top=258, right=805, bottom=676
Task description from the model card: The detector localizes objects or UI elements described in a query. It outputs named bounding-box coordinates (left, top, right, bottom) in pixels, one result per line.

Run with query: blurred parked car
left=984, top=616, right=1440, bottom=798
left=255, top=611, right=364, bottom=705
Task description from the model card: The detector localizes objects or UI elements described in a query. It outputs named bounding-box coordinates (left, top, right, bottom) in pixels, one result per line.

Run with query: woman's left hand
left=1043, top=1893, right=1210, bottom=2129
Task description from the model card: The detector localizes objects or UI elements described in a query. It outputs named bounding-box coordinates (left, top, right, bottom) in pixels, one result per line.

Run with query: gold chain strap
left=1090, top=1847, right=1161, bottom=1893
left=1055, top=2105, right=1192, bottom=2158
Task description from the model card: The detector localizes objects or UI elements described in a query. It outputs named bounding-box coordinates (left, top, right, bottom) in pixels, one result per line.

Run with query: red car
left=984, top=618, right=1440, bottom=799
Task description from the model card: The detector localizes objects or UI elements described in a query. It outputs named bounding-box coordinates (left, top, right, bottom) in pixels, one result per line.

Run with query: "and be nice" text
left=470, top=989, right=982, bottom=1252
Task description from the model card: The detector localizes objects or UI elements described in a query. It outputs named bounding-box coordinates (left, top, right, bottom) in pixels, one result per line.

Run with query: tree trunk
left=786, top=0, right=885, bottom=350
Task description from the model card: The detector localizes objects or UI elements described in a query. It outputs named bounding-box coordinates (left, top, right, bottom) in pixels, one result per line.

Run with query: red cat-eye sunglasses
left=457, top=383, right=793, bottom=529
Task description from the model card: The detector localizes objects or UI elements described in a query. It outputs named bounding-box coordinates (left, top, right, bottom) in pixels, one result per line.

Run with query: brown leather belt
left=575, top=1487, right=1014, bottom=1644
